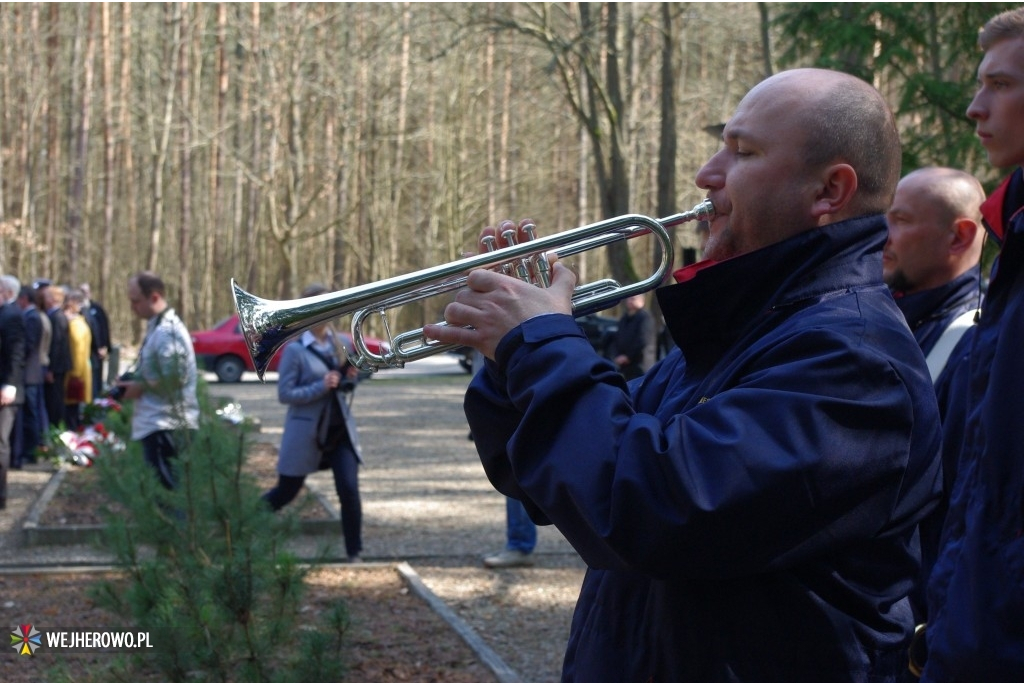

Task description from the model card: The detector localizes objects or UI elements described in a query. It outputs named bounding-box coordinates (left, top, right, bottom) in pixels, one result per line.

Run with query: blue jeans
left=17, top=384, right=47, bottom=465
left=506, top=497, right=536, bottom=553
left=142, top=430, right=183, bottom=490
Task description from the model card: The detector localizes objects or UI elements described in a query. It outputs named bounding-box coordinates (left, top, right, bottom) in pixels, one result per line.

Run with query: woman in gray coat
left=261, top=285, right=363, bottom=562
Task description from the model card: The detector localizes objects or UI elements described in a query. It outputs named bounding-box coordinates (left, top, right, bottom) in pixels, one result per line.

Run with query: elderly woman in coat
left=261, top=283, right=364, bottom=562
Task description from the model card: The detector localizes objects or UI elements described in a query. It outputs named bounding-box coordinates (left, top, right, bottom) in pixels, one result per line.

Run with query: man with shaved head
left=427, top=68, right=941, bottom=680
left=885, top=167, right=986, bottom=378
left=883, top=167, right=986, bottom=630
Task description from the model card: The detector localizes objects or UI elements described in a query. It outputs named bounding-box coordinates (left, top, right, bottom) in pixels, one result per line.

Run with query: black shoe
left=0, top=499, right=6, bottom=510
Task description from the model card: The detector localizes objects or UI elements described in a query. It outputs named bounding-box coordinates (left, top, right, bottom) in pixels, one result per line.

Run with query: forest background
left=0, top=2, right=1015, bottom=348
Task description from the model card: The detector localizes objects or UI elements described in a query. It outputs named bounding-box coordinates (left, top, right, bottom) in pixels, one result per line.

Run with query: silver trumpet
left=232, top=199, right=714, bottom=378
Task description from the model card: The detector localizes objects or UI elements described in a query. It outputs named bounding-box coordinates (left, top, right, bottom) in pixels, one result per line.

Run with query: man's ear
left=811, top=163, right=858, bottom=222
left=949, top=217, right=979, bottom=256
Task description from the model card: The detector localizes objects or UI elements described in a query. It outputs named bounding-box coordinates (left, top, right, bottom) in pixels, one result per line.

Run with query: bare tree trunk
left=100, top=3, right=115, bottom=299
left=651, top=2, right=681, bottom=334
left=423, top=42, right=439, bottom=286
left=43, top=3, right=60, bottom=279
left=500, top=43, right=513, bottom=211
left=18, top=5, right=43, bottom=278
left=0, top=7, right=7, bottom=248
left=0, top=5, right=18, bottom=269
left=232, top=3, right=249, bottom=289
left=119, top=2, right=136, bottom=295
left=657, top=3, right=678, bottom=257
left=203, top=2, right=228, bottom=323
left=356, top=12, right=371, bottom=288
left=599, top=3, right=633, bottom=282
left=177, top=1, right=193, bottom=321
left=66, top=4, right=96, bottom=285
left=327, top=11, right=345, bottom=288
left=577, top=124, right=590, bottom=285
left=243, top=2, right=261, bottom=290
left=147, top=3, right=182, bottom=272
left=484, top=5, right=496, bottom=220
left=758, top=2, right=774, bottom=77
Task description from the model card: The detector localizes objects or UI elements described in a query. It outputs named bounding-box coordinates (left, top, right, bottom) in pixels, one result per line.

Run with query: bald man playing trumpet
left=425, top=68, right=942, bottom=681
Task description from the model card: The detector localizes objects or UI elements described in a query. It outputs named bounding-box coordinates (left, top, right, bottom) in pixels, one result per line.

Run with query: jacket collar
left=891, top=267, right=982, bottom=331
left=980, top=166, right=1024, bottom=245
left=657, top=214, right=887, bottom=369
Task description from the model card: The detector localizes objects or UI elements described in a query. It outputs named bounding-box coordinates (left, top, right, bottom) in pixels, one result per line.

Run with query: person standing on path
left=115, top=271, right=199, bottom=490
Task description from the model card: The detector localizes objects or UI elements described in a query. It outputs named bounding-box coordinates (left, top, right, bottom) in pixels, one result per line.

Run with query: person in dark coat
left=41, top=284, right=71, bottom=428
left=881, top=166, right=987, bottom=627
left=425, top=68, right=941, bottom=681
left=14, top=285, right=46, bottom=467
left=0, top=275, right=26, bottom=509
left=609, top=293, right=656, bottom=380
left=261, top=283, right=365, bottom=563
left=922, top=7, right=1024, bottom=680
left=884, top=167, right=987, bottom=374
left=80, top=283, right=111, bottom=400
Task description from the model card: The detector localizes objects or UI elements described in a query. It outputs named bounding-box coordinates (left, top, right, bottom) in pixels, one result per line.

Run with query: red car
left=191, top=313, right=388, bottom=382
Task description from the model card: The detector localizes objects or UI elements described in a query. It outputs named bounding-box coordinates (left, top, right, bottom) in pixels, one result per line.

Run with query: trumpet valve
left=499, top=228, right=518, bottom=277
left=522, top=224, right=553, bottom=287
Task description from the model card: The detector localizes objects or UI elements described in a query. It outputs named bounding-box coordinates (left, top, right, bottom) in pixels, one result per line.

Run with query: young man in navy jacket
left=922, top=7, right=1024, bottom=681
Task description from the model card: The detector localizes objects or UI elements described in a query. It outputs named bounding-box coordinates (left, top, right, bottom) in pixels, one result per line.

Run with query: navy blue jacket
left=0, top=302, right=26, bottom=404
left=893, top=268, right=983, bottom=623
left=467, top=214, right=942, bottom=681
left=924, top=168, right=1024, bottom=681
left=892, top=268, right=982, bottom=357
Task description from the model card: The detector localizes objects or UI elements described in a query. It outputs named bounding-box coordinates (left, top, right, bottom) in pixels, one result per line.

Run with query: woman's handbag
left=66, top=376, right=86, bottom=403
left=308, top=338, right=351, bottom=467
left=316, top=391, right=346, bottom=454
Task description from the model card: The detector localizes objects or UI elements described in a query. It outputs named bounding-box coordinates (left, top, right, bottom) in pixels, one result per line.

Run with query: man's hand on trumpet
left=423, top=219, right=577, bottom=361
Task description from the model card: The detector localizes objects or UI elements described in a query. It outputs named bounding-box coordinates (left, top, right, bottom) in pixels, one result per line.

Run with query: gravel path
left=1, top=357, right=586, bottom=683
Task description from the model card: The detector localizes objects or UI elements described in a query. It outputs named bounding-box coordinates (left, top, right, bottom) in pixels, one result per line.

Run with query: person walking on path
left=261, top=283, right=365, bottom=563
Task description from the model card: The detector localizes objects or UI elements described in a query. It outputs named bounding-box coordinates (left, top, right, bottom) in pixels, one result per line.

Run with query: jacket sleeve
left=24, top=310, right=42, bottom=356
left=277, top=344, right=329, bottom=406
left=0, top=307, right=26, bottom=391
left=467, top=312, right=938, bottom=579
